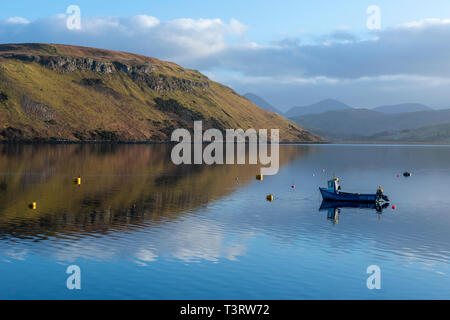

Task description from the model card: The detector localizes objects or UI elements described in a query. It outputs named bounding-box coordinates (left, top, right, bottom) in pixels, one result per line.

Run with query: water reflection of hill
left=0, top=144, right=307, bottom=237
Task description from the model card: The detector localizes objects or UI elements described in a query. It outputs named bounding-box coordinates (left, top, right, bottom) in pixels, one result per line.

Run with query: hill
left=0, top=43, right=321, bottom=143
left=244, top=93, right=282, bottom=114
left=372, top=103, right=433, bottom=114
left=366, top=122, right=450, bottom=143
left=290, top=108, right=450, bottom=142
left=285, top=99, right=352, bottom=118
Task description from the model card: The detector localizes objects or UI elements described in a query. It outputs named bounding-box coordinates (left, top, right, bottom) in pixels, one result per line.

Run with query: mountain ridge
left=244, top=93, right=282, bottom=114
left=285, top=99, right=352, bottom=118
left=372, top=103, right=433, bottom=114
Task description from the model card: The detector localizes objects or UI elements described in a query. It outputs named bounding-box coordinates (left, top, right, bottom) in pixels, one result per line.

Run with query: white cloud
left=133, top=15, right=160, bottom=29
left=2, top=15, right=450, bottom=107
left=397, top=18, right=450, bottom=29
left=4, top=17, right=30, bottom=24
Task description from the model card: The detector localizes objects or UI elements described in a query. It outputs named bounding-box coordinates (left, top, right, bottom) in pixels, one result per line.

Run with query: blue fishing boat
left=319, top=178, right=389, bottom=203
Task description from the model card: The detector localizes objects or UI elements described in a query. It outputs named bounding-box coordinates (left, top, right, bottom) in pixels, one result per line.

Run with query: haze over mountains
left=246, top=93, right=436, bottom=116
left=289, top=107, right=450, bottom=143
left=285, top=99, right=352, bottom=118
left=244, top=93, right=282, bottom=114
left=246, top=93, right=450, bottom=143
left=372, top=103, right=432, bottom=114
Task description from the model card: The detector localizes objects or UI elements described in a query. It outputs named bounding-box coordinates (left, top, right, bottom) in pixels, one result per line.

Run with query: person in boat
left=376, top=185, right=383, bottom=196
left=376, top=185, right=390, bottom=202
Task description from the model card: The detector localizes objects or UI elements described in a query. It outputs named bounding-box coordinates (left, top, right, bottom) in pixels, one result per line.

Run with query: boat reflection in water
left=319, top=200, right=391, bottom=224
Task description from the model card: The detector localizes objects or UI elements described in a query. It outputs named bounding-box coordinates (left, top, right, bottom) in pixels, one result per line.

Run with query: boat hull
left=319, top=188, right=378, bottom=203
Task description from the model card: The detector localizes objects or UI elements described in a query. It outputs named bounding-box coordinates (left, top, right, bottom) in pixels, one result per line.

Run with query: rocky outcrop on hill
left=1, top=53, right=210, bottom=93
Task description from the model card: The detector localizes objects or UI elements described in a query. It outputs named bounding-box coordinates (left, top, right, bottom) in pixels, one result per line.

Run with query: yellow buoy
left=73, top=177, right=81, bottom=185
left=266, top=195, right=274, bottom=201
left=29, top=202, right=37, bottom=210
left=256, top=174, right=263, bottom=181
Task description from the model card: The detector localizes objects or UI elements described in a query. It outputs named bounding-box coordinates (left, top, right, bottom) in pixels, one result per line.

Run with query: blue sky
left=2, top=1, right=450, bottom=110
left=4, top=1, right=450, bottom=42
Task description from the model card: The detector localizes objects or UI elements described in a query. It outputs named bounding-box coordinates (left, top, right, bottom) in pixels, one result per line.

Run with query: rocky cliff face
left=0, top=43, right=323, bottom=143
left=1, top=52, right=210, bottom=93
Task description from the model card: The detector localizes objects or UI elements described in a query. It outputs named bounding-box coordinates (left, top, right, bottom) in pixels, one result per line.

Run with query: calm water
left=0, top=144, right=449, bottom=299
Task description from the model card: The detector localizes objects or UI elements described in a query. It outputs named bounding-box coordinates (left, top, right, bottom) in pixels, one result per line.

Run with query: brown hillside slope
left=0, top=43, right=322, bottom=142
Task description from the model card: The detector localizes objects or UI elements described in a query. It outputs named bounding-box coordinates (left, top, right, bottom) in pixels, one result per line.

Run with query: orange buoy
left=392, top=205, right=396, bottom=210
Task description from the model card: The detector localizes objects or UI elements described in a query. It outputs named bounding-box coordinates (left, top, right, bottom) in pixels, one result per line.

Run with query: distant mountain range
left=285, top=99, right=351, bottom=118
left=244, top=93, right=282, bottom=114
left=285, top=100, right=434, bottom=117
left=247, top=94, right=434, bottom=118
left=242, top=94, right=448, bottom=143
left=372, top=103, right=433, bottom=114
left=290, top=108, right=450, bottom=143
left=366, top=122, right=450, bottom=143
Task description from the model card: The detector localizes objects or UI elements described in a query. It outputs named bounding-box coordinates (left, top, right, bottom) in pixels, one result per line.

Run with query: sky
left=1, top=0, right=450, bottom=111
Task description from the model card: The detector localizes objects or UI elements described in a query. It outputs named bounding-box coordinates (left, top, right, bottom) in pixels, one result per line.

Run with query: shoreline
left=0, top=139, right=329, bottom=145
left=1, top=139, right=450, bottom=145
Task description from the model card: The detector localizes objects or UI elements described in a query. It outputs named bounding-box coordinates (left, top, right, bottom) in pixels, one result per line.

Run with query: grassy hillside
left=0, top=43, right=321, bottom=143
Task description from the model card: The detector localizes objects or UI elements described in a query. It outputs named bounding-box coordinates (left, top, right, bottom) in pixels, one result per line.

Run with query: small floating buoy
left=256, top=174, right=263, bottom=181
left=312, top=173, right=315, bottom=177
left=29, top=202, right=37, bottom=210
left=396, top=174, right=400, bottom=178
left=266, top=195, right=274, bottom=201
left=403, top=172, right=412, bottom=177
left=392, top=205, right=396, bottom=210
left=322, top=169, right=326, bottom=173
left=73, top=177, right=81, bottom=185
left=291, top=185, right=295, bottom=189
